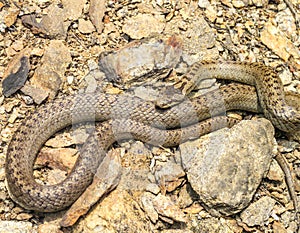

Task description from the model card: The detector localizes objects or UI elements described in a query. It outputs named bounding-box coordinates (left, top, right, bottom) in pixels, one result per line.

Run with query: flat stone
left=3, top=5, right=19, bottom=27
left=2, top=48, right=30, bottom=97
left=279, top=68, right=293, bottom=86
left=61, top=150, right=122, bottom=227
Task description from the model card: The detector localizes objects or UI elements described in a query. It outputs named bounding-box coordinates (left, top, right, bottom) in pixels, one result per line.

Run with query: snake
left=5, top=61, right=300, bottom=213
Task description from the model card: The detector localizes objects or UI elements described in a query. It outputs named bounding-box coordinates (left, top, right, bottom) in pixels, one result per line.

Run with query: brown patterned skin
left=5, top=61, right=300, bottom=212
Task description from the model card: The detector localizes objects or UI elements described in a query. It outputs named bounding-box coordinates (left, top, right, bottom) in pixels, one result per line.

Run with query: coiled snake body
left=5, top=61, right=300, bottom=212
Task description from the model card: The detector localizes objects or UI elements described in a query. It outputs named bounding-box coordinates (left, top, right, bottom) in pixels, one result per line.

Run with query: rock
left=232, top=0, right=246, bottom=8
left=62, top=0, right=86, bottom=20
left=192, top=217, right=243, bottom=232
left=198, top=0, right=211, bottom=8
left=154, top=159, right=186, bottom=193
left=84, top=70, right=102, bottom=92
left=204, top=5, right=217, bottom=22
left=180, top=119, right=275, bottom=216
left=122, top=13, right=165, bottom=39
left=152, top=193, right=187, bottom=223
left=45, top=132, right=80, bottom=148
left=22, top=4, right=70, bottom=39
left=78, top=19, right=95, bottom=34
left=16, top=212, right=33, bottom=221
left=240, top=196, right=276, bottom=227
left=164, top=15, right=217, bottom=64
left=266, top=160, right=285, bottom=182
left=30, top=40, right=72, bottom=100
left=38, top=222, right=62, bottom=233
left=89, top=0, right=106, bottom=32
left=3, top=5, right=20, bottom=28
left=146, top=183, right=161, bottom=195
left=252, top=0, right=268, bottom=7
left=141, top=192, right=159, bottom=223
left=176, top=185, right=194, bottom=209
left=272, top=221, right=287, bottom=233
left=261, top=21, right=300, bottom=68
left=2, top=48, right=30, bottom=97
left=275, top=8, right=297, bottom=38
left=280, top=68, right=293, bottom=86
left=21, top=84, right=49, bottom=104
left=7, top=108, right=18, bottom=123
left=0, top=221, right=35, bottom=233
left=99, top=36, right=182, bottom=87
left=73, top=187, right=151, bottom=232
left=39, top=4, right=70, bottom=38
left=10, top=40, right=24, bottom=52
left=36, top=147, right=78, bottom=172
left=60, top=150, right=122, bottom=227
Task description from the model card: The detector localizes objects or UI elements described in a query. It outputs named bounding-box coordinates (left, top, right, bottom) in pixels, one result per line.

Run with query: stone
left=252, top=0, right=268, bottom=7
left=261, top=21, right=300, bottom=68
left=78, top=19, right=95, bottom=34
left=40, top=4, right=70, bottom=38
left=198, top=0, right=211, bottom=8
left=62, top=0, right=86, bottom=20
left=30, top=40, right=72, bottom=100
left=154, top=159, right=185, bottom=193
left=192, top=217, right=243, bottom=232
left=240, top=196, right=276, bottom=227
left=73, top=189, right=151, bottom=232
left=36, top=147, right=78, bottom=172
left=145, top=183, right=161, bottom=195
left=122, top=13, right=165, bottom=39
left=38, top=222, right=62, bottom=233
left=99, top=36, right=182, bottom=87
left=180, top=119, right=275, bottom=216
left=21, top=84, right=49, bottom=104
left=2, top=48, right=30, bottom=97
left=141, top=192, right=159, bottom=223
left=266, top=160, right=285, bottom=182
left=3, top=5, right=19, bottom=27
left=279, top=68, right=293, bottom=86
left=0, top=221, right=34, bottom=233
left=60, top=150, right=122, bottom=227
left=89, top=0, right=106, bottom=32
left=232, top=0, right=246, bottom=8
left=152, top=194, right=187, bottom=223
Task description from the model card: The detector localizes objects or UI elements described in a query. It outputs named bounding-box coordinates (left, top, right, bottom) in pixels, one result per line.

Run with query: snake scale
left=5, top=61, right=300, bottom=213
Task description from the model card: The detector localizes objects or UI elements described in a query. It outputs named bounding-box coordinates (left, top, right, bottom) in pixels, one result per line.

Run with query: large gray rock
left=179, top=118, right=276, bottom=216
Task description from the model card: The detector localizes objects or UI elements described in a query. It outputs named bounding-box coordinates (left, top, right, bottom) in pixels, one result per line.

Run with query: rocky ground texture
left=0, top=0, right=300, bottom=232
